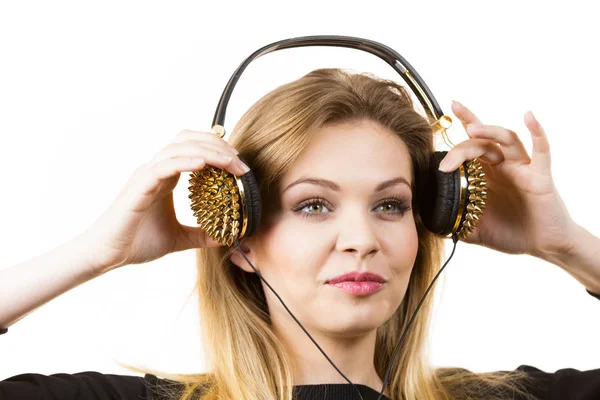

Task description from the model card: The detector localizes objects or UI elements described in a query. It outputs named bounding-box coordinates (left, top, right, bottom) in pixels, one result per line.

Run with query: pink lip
left=327, top=272, right=385, bottom=284
left=326, top=272, right=385, bottom=296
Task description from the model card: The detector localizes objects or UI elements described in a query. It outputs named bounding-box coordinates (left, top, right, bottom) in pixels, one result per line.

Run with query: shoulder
left=143, top=373, right=211, bottom=399
left=143, top=373, right=188, bottom=399
left=514, top=364, right=600, bottom=399
left=435, top=364, right=600, bottom=400
left=0, top=371, right=150, bottom=399
left=1, top=370, right=209, bottom=400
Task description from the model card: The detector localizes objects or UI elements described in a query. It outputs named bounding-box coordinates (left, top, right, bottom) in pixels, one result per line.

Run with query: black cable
left=376, top=234, right=459, bottom=400
left=234, top=233, right=458, bottom=400
left=233, top=237, right=365, bottom=400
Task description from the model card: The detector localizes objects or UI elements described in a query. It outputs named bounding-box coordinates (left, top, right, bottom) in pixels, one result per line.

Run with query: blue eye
left=294, top=196, right=411, bottom=218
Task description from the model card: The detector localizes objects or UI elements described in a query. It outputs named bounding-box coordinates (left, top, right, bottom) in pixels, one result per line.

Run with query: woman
left=1, top=68, right=599, bottom=399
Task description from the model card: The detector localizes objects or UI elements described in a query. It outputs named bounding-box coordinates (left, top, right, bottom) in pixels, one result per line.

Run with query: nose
left=335, top=206, right=381, bottom=260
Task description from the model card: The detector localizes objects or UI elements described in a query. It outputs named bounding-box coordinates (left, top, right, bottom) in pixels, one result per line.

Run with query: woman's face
left=232, top=119, right=419, bottom=337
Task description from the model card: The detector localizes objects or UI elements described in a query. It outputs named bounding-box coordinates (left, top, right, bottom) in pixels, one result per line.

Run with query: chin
left=318, top=304, right=392, bottom=338
left=321, top=319, right=382, bottom=338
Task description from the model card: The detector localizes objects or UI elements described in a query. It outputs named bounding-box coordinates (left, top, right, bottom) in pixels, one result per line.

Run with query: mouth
left=326, top=272, right=385, bottom=296
left=328, top=281, right=384, bottom=296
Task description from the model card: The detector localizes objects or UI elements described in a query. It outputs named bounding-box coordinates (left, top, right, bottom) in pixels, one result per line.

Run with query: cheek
left=258, top=216, right=324, bottom=283
left=255, top=219, right=328, bottom=322
left=387, top=221, right=419, bottom=277
left=404, top=226, right=419, bottom=262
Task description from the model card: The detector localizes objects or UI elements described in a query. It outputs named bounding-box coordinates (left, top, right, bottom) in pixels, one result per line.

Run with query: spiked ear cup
left=188, top=154, right=262, bottom=247
left=420, top=151, right=487, bottom=239
left=460, top=158, right=487, bottom=239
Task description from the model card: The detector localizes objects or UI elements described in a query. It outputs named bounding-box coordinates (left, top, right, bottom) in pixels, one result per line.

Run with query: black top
left=1, top=289, right=599, bottom=399
left=1, top=364, right=600, bottom=399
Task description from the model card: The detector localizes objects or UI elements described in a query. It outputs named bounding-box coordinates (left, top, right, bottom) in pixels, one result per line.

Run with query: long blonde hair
left=124, top=68, right=537, bottom=399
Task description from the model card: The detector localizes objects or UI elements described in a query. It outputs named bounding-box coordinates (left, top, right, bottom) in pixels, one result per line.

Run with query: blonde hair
left=122, top=68, right=537, bottom=399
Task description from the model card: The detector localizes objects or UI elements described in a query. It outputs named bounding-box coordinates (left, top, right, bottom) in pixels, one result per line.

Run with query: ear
left=229, top=240, right=258, bottom=274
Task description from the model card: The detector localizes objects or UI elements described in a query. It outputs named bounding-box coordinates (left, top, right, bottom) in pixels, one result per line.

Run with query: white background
left=1, top=0, right=599, bottom=380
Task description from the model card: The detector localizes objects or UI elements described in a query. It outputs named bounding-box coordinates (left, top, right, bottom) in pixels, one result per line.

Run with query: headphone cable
left=376, top=233, right=458, bottom=399
left=233, top=234, right=458, bottom=400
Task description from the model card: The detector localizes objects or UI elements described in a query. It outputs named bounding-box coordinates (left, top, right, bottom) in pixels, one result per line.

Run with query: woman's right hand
left=80, top=130, right=250, bottom=275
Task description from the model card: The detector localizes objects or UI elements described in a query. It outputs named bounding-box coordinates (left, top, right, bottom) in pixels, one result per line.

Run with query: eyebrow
left=282, top=176, right=412, bottom=194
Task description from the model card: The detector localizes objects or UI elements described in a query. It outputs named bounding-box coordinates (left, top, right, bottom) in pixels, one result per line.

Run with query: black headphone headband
left=212, top=35, right=450, bottom=136
left=191, top=34, right=488, bottom=245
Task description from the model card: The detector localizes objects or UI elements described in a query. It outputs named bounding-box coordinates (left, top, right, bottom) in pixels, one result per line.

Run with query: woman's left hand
left=439, top=101, right=577, bottom=259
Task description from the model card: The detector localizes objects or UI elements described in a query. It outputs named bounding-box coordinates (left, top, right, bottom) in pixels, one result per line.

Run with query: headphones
left=187, top=36, right=487, bottom=399
left=188, top=35, right=486, bottom=248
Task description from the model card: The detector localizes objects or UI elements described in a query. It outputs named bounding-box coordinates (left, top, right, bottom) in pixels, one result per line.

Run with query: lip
left=327, top=272, right=385, bottom=284
left=328, top=281, right=384, bottom=295
left=326, top=272, right=385, bottom=296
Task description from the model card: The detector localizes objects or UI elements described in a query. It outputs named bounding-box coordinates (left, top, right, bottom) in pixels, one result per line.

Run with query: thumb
left=177, top=224, right=224, bottom=251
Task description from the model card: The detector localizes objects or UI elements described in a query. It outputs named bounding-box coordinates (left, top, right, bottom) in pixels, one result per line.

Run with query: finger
left=176, top=224, right=224, bottom=251
left=151, top=141, right=235, bottom=164
left=125, top=158, right=209, bottom=207
left=451, top=101, right=484, bottom=132
left=524, top=111, right=552, bottom=172
left=466, top=124, right=531, bottom=164
left=149, top=157, right=208, bottom=182
left=150, top=142, right=249, bottom=176
left=174, top=130, right=239, bottom=154
left=439, top=138, right=505, bottom=172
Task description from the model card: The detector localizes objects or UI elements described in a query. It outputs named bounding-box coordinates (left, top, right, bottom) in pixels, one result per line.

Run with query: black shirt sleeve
left=587, top=289, right=600, bottom=301
left=0, top=371, right=161, bottom=400
left=2, top=367, right=600, bottom=399
left=516, top=364, right=600, bottom=399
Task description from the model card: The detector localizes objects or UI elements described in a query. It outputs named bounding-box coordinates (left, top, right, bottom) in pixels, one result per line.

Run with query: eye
left=293, top=196, right=411, bottom=218
left=295, top=196, right=332, bottom=217
left=376, top=197, right=411, bottom=215
left=374, top=197, right=412, bottom=215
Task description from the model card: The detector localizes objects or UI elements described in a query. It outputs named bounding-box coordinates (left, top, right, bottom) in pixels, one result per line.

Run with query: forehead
left=281, top=119, right=413, bottom=191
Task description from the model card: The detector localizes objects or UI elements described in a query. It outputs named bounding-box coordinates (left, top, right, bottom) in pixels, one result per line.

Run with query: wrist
left=538, top=223, right=600, bottom=294
left=70, top=231, right=115, bottom=277
left=536, top=222, right=584, bottom=266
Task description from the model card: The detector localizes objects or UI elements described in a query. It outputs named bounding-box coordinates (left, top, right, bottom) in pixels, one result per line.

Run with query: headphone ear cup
left=236, top=154, right=261, bottom=239
left=420, top=151, right=463, bottom=236
left=188, top=154, right=262, bottom=247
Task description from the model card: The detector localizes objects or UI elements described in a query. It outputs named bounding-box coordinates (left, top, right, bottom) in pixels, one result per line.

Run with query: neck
left=272, top=312, right=383, bottom=392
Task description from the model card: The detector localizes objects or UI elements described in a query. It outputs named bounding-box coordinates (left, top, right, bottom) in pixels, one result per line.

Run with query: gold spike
left=455, top=158, right=488, bottom=240
left=469, top=194, right=483, bottom=203
left=188, top=163, right=248, bottom=246
left=467, top=203, right=482, bottom=213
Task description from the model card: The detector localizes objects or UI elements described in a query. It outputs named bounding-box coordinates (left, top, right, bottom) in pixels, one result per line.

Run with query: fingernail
left=438, top=157, right=451, bottom=172
left=238, top=159, right=250, bottom=173
left=452, top=100, right=463, bottom=107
